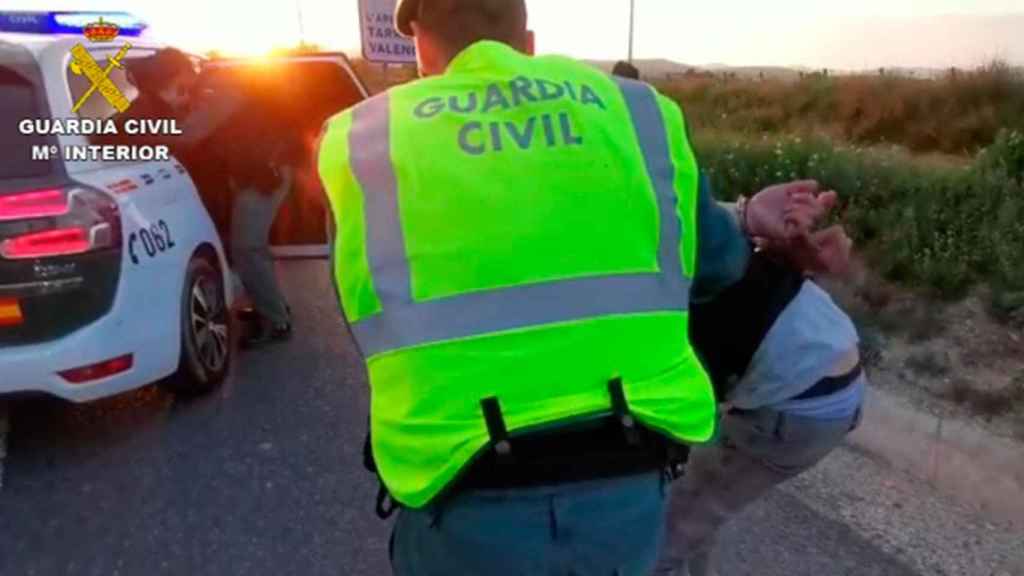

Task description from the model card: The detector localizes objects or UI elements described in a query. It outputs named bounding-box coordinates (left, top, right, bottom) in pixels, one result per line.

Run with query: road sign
left=358, top=0, right=416, bottom=64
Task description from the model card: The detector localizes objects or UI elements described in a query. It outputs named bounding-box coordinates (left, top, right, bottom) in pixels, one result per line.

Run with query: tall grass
left=695, top=130, right=1024, bottom=301
left=661, top=62, right=1024, bottom=155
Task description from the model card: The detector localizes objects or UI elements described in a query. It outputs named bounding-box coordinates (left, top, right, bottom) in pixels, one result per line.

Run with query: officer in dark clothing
left=100, top=48, right=242, bottom=232
left=108, top=49, right=240, bottom=158
left=208, top=70, right=306, bottom=347
left=108, top=49, right=302, bottom=347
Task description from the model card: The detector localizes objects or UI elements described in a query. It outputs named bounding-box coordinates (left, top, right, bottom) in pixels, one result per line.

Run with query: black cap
left=395, top=0, right=527, bottom=39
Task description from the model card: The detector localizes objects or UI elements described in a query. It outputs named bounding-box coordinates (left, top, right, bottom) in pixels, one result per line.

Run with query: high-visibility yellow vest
left=318, top=41, right=715, bottom=509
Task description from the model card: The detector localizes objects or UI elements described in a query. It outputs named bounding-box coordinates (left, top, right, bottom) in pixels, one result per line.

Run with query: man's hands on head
left=743, top=180, right=835, bottom=240
left=743, top=180, right=852, bottom=276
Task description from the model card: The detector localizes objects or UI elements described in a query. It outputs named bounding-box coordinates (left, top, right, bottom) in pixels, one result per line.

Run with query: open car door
left=204, top=53, right=370, bottom=258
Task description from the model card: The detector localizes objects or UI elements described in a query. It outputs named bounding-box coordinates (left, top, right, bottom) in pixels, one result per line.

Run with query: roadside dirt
left=791, top=445, right=1024, bottom=576
left=822, top=269, right=1024, bottom=443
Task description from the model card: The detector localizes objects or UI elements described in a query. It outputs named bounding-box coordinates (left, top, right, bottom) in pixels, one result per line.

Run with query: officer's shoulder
left=534, top=54, right=612, bottom=82
left=654, top=89, right=684, bottom=112
left=321, top=89, right=387, bottom=132
left=323, top=76, right=446, bottom=132
left=387, top=74, right=452, bottom=100
left=322, top=107, right=352, bottom=131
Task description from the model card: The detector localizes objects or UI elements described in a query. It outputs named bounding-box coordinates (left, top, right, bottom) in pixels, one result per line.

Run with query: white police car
left=0, top=11, right=369, bottom=402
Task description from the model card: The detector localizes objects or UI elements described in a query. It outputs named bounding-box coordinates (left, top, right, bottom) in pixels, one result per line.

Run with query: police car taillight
left=0, top=186, right=122, bottom=260
left=59, top=354, right=134, bottom=384
left=0, top=189, right=69, bottom=220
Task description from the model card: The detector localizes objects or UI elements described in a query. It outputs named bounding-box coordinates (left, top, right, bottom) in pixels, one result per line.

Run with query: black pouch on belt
left=460, top=381, right=682, bottom=491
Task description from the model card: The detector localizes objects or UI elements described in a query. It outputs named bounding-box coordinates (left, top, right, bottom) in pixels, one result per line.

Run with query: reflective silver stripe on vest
left=347, top=82, right=690, bottom=357
left=614, top=77, right=684, bottom=283
left=350, top=95, right=412, bottom=305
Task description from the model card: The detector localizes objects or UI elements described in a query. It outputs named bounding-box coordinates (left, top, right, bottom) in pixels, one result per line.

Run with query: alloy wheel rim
left=190, top=277, right=228, bottom=373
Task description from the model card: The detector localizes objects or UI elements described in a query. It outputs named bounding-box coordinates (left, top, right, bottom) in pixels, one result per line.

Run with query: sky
left=5, top=0, right=1024, bottom=69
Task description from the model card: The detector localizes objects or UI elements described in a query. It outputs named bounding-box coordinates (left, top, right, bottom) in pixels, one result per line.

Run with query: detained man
left=653, top=220, right=864, bottom=576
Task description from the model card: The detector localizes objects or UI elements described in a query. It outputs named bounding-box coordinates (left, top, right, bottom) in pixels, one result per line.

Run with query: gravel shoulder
left=826, top=273, right=1024, bottom=443
left=788, top=445, right=1024, bottom=576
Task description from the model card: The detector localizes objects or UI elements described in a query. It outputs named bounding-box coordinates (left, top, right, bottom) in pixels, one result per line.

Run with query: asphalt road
left=0, top=261, right=920, bottom=576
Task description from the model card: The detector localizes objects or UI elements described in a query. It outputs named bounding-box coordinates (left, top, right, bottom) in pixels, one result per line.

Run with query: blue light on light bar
left=0, top=11, right=148, bottom=37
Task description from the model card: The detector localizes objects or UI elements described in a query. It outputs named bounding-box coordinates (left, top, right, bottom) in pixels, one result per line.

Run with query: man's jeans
left=653, top=405, right=862, bottom=576
left=230, top=168, right=292, bottom=325
left=392, top=471, right=669, bottom=576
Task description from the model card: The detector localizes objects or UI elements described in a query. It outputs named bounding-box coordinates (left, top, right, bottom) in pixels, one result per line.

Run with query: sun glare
left=135, top=0, right=315, bottom=57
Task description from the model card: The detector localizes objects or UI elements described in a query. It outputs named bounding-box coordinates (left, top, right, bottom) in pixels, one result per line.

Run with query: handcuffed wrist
left=735, top=195, right=752, bottom=237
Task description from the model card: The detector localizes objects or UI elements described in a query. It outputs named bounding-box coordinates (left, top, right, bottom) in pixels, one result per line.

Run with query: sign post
left=358, top=0, right=417, bottom=64
left=628, top=0, right=636, bottom=63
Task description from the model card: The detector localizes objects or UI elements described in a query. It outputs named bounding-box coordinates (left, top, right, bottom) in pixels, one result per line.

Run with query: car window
left=304, top=60, right=366, bottom=115
left=199, top=57, right=366, bottom=247
left=66, top=51, right=149, bottom=121
left=268, top=59, right=366, bottom=247
left=204, top=59, right=364, bottom=129
left=290, top=60, right=366, bottom=126
left=0, top=66, right=51, bottom=180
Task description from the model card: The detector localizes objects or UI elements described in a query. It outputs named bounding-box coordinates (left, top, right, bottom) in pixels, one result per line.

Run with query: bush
left=990, top=288, right=1024, bottom=328
left=695, top=134, right=1024, bottom=300
left=977, top=129, right=1024, bottom=184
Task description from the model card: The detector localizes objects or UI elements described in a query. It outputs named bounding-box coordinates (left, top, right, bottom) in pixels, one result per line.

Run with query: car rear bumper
left=0, top=307, right=173, bottom=403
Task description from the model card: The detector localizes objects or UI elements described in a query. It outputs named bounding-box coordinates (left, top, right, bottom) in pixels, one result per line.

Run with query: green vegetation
left=664, top=62, right=1024, bottom=319
left=695, top=130, right=1024, bottom=303
left=658, top=62, right=1024, bottom=155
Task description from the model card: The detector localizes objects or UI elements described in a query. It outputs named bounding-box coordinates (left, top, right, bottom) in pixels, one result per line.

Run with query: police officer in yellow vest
left=317, top=1, right=840, bottom=573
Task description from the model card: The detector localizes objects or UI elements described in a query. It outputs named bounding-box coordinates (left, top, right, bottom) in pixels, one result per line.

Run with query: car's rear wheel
left=161, top=255, right=231, bottom=396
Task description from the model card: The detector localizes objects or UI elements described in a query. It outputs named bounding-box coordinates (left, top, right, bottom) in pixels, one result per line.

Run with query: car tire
left=161, top=255, right=232, bottom=396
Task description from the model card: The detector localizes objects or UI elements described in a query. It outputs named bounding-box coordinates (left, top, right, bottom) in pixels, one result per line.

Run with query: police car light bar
left=0, top=11, right=148, bottom=37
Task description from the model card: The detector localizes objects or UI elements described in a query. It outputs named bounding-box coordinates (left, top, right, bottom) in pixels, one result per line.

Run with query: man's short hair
left=128, top=48, right=196, bottom=94
left=612, top=61, right=641, bottom=80
left=415, top=0, right=527, bottom=55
